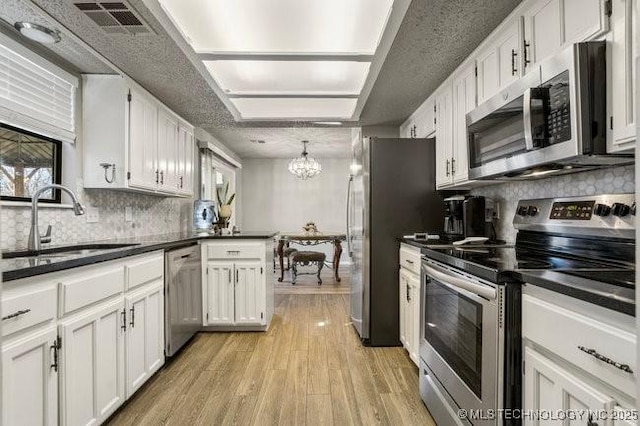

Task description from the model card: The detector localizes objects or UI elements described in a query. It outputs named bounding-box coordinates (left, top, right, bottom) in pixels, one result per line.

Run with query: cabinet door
left=2, top=325, right=58, bottom=426
left=523, top=347, right=615, bottom=426
left=452, top=64, right=476, bottom=184
left=408, top=273, right=421, bottom=367
left=398, top=269, right=409, bottom=348
left=125, top=281, right=165, bottom=398
left=435, top=81, right=453, bottom=188
left=415, top=96, right=436, bottom=138
left=177, top=125, right=194, bottom=195
left=60, top=299, right=126, bottom=426
left=563, top=0, right=609, bottom=45
left=205, top=261, right=235, bottom=325
left=128, top=88, right=158, bottom=190
left=157, top=109, right=178, bottom=192
left=523, top=0, right=562, bottom=73
left=234, top=261, right=265, bottom=325
left=609, top=0, right=637, bottom=151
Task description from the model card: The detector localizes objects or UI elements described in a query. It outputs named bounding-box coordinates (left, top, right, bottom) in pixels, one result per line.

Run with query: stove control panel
left=513, top=194, right=635, bottom=239
left=550, top=201, right=595, bottom=220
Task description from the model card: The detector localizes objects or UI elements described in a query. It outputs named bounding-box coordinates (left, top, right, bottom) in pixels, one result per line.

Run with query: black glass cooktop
left=425, top=245, right=634, bottom=287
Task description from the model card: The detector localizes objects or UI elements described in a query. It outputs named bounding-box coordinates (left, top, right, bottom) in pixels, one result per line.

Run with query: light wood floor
left=106, top=290, right=435, bottom=425
left=275, top=265, right=351, bottom=295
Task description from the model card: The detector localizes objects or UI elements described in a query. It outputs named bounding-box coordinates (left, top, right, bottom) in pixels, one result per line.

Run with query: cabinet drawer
left=59, top=265, right=125, bottom=315
left=126, top=253, right=164, bottom=291
left=399, top=245, right=421, bottom=275
left=2, top=285, right=57, bottom=337
left=523, top=294, right=636, bottom=397
left=206, top=243, right=263, bottom=260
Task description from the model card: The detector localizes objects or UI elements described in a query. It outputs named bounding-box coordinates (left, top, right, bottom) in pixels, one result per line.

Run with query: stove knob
left=527, top=206, right=538, bottom=216
left=593, top=203, right=611, bottom=217
left=612, top=203, right=631, bottom=217
left=631, top=202, right=636, bottom=216
left=517, top=206, right=528, bottom=216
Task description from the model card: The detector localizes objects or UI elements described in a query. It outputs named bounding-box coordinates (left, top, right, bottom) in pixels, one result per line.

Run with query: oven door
left=420, top=258, right=502, bottom=416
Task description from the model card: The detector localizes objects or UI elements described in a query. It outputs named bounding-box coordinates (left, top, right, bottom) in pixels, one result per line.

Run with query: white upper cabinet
left=608, top=0, right=637, bottom=152
left=400, top=95, right=436, bottom=139
left=523, top=0, right=609, bottom=74
left=83, top=75, right=195, bottom=197
left=451, top=63, right=476, bottom=184
left=435, top=80, right=453, bottom=188
left=128, top=88, right=158, bottom=191
left=476, top=20, right=522, bottom=103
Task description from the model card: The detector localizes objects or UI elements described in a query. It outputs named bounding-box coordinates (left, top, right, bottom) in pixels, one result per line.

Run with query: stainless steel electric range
left=417, top=194, right=635, bottom=426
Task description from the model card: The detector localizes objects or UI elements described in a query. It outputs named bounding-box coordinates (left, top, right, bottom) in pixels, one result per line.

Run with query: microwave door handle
left=422, top=262, right=497, bottom=301
left=523, top=87, right=535, bottom=151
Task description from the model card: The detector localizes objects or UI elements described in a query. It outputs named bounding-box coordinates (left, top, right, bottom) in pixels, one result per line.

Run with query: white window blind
left=0, top=37, right=77, bottom=143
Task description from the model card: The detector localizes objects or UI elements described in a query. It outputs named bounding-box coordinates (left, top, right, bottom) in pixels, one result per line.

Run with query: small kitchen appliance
left=442, top=195, right=488, bottom=240
left=419, top=193, right=635, bottom=426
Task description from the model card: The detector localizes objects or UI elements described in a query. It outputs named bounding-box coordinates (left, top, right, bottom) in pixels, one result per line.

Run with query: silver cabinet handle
left=236, top=269, right=239, bottom=283
left=160, top=170, right=164, bottom=184
left=511, top=49, right=517, bottom=76
left=226, top=250, right=240, bottom=254
left=405, top=259, right=414, bottom=265
left=451, top=157, right=456, bottom=175
left=523, top=41, right=531, bottom=67
left=50, top=336, right=61, bottom=372
left=228, top=269, right=232, bottom=283
left=406, top=283, right=411, bottom=302
left=577, top=346, right=633, bottom=374
left=445, top=159, right=450, bottom=177
left=121, top=309, right=127, bottom=331
left=180, top=176, right=184, bottom=188
left=130, top=306, right=135, bottom=328
left=155, top=170, right=159, bottom=184
left=2, top=309, right=31, bottom=320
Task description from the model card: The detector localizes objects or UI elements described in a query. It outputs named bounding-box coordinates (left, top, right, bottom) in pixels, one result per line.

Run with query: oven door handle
left=422, top=263, right=496, bottom=301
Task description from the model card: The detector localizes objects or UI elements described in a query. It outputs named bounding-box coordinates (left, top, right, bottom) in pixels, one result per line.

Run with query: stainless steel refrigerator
left=347, top=137, right=444, bottom=346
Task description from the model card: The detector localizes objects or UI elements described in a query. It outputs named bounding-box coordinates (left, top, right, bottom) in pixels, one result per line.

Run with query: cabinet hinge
left=126, top=171, right=131, bottom=180
left=127, top=90, right=132, bottom=102
left=605, top=0, right=612, bottom=17
left=610, top=116, right=614, bottom=130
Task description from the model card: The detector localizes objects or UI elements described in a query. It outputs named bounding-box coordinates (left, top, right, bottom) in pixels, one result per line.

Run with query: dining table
left=276, top=233, right=347, bottom=283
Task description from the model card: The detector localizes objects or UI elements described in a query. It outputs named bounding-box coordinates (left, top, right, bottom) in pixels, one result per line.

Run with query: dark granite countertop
left=1, top=231, right=278, bottom=282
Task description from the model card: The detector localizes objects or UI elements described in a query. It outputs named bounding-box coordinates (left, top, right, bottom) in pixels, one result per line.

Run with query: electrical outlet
left=492, top=201, right=501, bottom=220
left=86, top=207, right=100, bottom=223
left=125, top=206, right=133, bottom=222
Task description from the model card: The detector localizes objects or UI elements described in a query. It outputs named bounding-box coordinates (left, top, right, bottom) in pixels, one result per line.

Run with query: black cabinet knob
left=527, top=206, right=538, bottom=216
left=593, top=203, right=611, bottom=217
left=517, top=206, right=528, bottom=216
left=612, top=203, right=631, bottom=217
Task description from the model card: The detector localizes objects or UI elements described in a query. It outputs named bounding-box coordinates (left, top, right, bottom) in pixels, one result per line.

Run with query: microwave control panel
left=546, top=71, right=572, bottom=144
left=549, top=201, right=595, bottom=220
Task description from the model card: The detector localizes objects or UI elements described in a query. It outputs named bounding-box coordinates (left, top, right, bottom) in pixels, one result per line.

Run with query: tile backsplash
left=1, top=179, right=193, bottom=249
left=471, top=165, right=635, bottom=243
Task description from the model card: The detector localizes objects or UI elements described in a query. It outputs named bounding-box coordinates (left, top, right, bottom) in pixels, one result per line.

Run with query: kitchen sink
left=2, top=243, right=140, bottom=259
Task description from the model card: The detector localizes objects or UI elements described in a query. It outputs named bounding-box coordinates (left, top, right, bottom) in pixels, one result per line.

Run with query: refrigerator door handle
left=346, top=174, right=353, bottom=257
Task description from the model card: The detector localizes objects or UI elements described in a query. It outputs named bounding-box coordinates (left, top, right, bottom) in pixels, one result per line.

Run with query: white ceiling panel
left=158, top=0, right=394, bottom=54
left=203, top=60, right=371, bottom=95
left=231, top=98, right=357, bottom=119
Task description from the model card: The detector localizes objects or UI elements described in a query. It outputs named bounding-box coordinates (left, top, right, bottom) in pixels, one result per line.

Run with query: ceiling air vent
left=72, top=1, right=154, bottom=35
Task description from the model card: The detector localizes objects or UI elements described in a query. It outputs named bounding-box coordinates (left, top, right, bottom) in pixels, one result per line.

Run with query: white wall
left=241, top=158, right=350, bottom=261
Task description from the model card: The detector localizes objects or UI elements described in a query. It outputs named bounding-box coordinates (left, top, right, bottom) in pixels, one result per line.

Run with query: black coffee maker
left=443, top=195, right=487, bottom=239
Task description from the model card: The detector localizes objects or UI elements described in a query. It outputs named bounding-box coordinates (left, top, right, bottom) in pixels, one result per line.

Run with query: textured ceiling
left=1, top=0, right=522, bottom=158
left=360, top=0, right=522, bottom=126
left=209, top=127, right=352, bottom=159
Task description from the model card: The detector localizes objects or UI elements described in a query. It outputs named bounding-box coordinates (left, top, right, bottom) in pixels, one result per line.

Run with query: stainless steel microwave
left=466, top=41, right=633, bottom=180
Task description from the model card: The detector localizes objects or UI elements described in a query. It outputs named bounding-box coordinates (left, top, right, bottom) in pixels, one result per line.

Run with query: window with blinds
left=0, top=38, right=77, bottom=143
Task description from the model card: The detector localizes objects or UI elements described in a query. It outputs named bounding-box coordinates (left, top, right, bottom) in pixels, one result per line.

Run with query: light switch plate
left=86, top=207, right=99, bottom=223
left=125, top=206, right=133, bottom=222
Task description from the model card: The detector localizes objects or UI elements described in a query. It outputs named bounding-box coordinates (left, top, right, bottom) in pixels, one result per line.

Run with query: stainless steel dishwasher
left=165, top=244, right=202, bottom=357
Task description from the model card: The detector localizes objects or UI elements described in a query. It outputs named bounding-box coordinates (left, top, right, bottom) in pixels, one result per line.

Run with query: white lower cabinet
left=125, top=281, right=164, bottom=398
left=59, top=298, right=126, bottom=426
left=524, top=347, right=616, bottom=426
left=398, top=244, right=421, bottom=366
left=2, top=325, right=58, bottom=426
left=202, top=240, right=274, bottom=330
left=1, top=251, right=165, bottom=426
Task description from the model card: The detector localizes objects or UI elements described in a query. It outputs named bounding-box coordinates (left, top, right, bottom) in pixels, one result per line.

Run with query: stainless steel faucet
left=28, top=184, right=85, bottom=251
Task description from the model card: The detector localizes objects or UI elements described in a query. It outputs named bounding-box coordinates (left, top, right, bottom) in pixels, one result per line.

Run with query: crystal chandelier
left=288, top=140, right=322, bottom=180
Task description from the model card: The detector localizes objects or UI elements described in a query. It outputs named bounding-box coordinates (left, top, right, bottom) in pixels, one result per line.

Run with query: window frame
left=0, top=122, right=63, bottom=204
